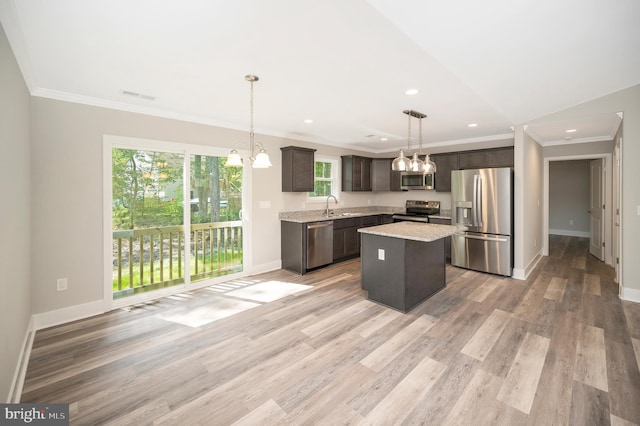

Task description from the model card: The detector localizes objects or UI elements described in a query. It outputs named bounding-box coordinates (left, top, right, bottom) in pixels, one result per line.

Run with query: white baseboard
left=549, top=229, right=590, bottom=238
left=7, top=316, right=35, bottom=403
left=250, top=260, right=282, bottom=275
left=620, top=286, right=640, bottom=303
left=32, top=300, right=106, bottom=331
left=512, top=251, right=543, bottom=281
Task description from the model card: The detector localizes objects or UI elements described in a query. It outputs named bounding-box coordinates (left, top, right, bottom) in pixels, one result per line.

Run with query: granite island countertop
left=358, top=222, right=462, bottom=243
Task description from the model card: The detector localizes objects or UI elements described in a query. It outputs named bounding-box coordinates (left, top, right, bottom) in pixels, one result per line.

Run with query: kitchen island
left=358, top=222, right=460, bottom=313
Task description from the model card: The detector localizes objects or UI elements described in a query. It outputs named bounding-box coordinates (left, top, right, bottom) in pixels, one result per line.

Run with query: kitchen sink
left=327, top=212, right=362, bottom=217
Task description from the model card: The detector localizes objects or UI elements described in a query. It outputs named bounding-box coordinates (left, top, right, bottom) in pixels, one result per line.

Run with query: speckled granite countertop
left=279, top=207, right=452, bottom=223
left=279, top=207, right=404, bottom=223
left=358, top=222, right=462, bottom=243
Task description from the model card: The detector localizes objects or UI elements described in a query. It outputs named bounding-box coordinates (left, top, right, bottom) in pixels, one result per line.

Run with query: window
left=307, top=157, right=339, bottom=202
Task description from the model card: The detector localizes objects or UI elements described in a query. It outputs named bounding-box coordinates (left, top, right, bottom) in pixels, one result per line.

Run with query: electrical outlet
left=57, top=278, right=68, bottom=291
left=378, top=249, right=385, bottom=261
left=569, top=219, right=574, bottom=226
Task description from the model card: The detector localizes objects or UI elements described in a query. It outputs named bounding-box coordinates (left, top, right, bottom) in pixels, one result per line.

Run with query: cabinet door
left=371, top=159, right=391, bottom=191
left=333, top=226, right=360, bottom=260
left=281, top=146, right=315, bottom=192
left=360, top=157, right=372, bottom=191
left=344, top=227, right=360, bottom=257
left=333, top=228, right=346, bottom=260
left=342, top=156, right=372, bottom=192
left=458, top=150, right=486, bottom=169
left=432, top=153, right=458, bottom=192
left=352, top=156, right=371, bottom=191
left=485, top=147, right=514, bottom=168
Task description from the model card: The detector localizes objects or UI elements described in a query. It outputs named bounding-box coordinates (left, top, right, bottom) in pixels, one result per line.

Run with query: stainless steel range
left=392, top=200, right=441, bottom=223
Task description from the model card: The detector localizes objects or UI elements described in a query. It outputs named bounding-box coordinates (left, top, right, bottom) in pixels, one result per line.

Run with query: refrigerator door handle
left=457, top=233, right=509, bottom=243
left=473, top=174, right=478, bottom=227
left=473, top=174, right=482, bottom=228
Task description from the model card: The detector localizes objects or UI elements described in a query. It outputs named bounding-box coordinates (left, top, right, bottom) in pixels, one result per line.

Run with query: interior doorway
left=543, top=154, right=613, bottom=266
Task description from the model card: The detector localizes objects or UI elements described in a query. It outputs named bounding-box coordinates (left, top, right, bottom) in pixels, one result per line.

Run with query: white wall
left=29, top=97, right=388, bottom=316
left=529, top=84, right=640, bottom=301
left=0, top=23, right=31, bottom=401
left=513, top=125, right=544, bottom=279
left=549, top=160, right=590, bottom=236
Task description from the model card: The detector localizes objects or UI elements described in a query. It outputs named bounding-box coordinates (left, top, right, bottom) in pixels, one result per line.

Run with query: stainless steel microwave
left=400, top=172, right=434, bottom=190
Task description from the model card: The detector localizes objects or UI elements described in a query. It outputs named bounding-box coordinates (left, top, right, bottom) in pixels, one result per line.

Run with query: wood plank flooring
left=21, top=236, right=640, bottom=425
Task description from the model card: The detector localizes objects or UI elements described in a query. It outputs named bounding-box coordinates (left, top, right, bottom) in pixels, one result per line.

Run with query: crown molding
left=0, top=0, right=38, bottom=92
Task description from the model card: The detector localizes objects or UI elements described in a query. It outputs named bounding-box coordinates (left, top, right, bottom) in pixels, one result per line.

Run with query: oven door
left=400, top=172, right=434, bottom=190
left=391, top=214, right=429, bottom=223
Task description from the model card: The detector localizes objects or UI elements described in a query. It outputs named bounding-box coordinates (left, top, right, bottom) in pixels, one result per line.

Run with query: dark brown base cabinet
left=360, top=233, right=446, bottom=313
left=280, top=221, right=308, bottom=274
left=281, top=215, right=383, bottom=274
left=333, top=215, right=379, bottom=262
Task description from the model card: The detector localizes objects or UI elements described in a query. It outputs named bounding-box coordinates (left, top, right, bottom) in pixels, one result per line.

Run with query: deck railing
left=112, top=221, right=243, bottom=297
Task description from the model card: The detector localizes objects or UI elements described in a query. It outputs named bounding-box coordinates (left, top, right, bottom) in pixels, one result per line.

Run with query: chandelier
left=392, top=110, right=436, bottom=173
left=225, top=75, right=272, bottom=168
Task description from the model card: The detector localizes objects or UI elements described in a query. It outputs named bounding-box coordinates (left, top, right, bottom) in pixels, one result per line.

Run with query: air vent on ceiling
left=121, top=90, right=156, bottom=101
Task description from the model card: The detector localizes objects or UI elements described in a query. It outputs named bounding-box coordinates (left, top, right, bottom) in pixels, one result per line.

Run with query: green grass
left=113, top=251, right=243, bottom=292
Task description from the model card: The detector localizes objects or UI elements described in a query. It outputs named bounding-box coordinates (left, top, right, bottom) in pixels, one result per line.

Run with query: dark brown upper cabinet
left=458, top=147, right=514, bottom=170
left=341, top=155, right=372, bottom=191
left=281, top=146, right=316, bottom=192
left=431, top=152, right=459, bottom=192
left=371, top=158, right=402, bottom=192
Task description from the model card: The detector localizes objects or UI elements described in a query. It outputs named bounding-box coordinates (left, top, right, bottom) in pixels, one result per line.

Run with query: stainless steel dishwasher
left=306, top=221, right=334, bottom=269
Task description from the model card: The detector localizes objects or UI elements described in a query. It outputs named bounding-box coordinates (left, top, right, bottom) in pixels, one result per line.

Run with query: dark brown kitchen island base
left=360, top=233, right=446, bottom=313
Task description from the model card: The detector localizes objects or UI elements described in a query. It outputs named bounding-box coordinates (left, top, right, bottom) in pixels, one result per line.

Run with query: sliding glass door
left=189, top=154, right=243, bottom=284
left=107, top=137, right=246, bottom=304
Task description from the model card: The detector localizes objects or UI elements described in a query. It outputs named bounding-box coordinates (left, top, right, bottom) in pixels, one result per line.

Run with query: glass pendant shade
left=252, top=149, right=272, bottom=168
left=225, top=149, right=243, bottom=167
left=392, top=150, right=411, bottom=171
left=423, top=154, right=437, bottom=174
left=409, top=152, right=425, bottom=172
left=224, top=74, right=271, bottom=168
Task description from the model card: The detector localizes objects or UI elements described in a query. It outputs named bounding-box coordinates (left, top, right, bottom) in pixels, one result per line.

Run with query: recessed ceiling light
left=405, top=89, right=419, bottom=95
left=380, top=137, right=388, bottom=141
left=467, top=123, right=478, bottom=128
left=304, top=119, right=313, bottom=124
left=566, top=129, right=577, bottom=133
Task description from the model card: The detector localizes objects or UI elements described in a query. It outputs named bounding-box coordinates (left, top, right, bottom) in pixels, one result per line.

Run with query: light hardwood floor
left=22, top=236, right=640, bottom=425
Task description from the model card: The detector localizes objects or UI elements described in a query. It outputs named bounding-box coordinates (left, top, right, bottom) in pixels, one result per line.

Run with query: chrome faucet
left=325, top=194, right=338, bottom=216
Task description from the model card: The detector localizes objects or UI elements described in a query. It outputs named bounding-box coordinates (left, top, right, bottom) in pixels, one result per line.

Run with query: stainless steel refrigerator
left=451, top=167, right=513, bottom=276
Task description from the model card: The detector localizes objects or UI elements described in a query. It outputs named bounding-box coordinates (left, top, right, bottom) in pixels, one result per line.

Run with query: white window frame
left=306, top=156, right=340, bottom=203
left=103, top=135, right=252, bottom=310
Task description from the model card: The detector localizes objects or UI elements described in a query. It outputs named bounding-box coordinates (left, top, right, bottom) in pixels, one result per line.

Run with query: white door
left=613, top=142, right=622, bottom=284
left=589, top=159, right=604, bottom=260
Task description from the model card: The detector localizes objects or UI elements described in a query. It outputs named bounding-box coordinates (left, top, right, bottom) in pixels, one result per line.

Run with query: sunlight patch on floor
left=225, top=281, right=312, bottom=303
left=157, top=298, right=260, bottom=327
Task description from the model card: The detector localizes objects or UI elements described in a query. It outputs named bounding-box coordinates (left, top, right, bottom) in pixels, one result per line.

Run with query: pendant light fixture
left=391, top=111, right=414, bottom=171
left=225, top=75, right=272, bottom=168
left=394, top=110, right=431, bottom=173
left=417, top=113, right=437, bottom=174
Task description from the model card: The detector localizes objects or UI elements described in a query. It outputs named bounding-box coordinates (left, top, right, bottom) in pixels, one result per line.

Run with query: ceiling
left=1, top=0, right=638, bottom=153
